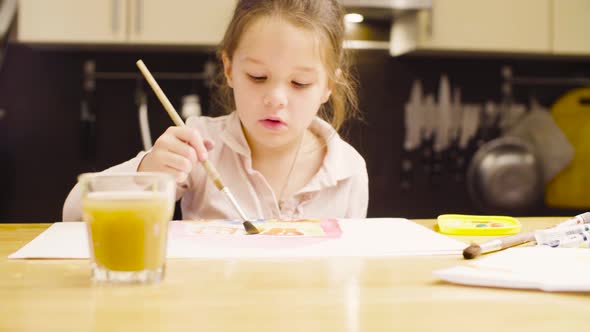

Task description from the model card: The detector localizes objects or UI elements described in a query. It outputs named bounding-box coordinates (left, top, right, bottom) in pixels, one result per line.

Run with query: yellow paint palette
left=437, top=214, right=521, bottom=236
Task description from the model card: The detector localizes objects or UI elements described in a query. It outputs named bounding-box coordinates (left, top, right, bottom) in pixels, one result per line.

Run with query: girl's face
left=223, top=16, right=332, bottom=150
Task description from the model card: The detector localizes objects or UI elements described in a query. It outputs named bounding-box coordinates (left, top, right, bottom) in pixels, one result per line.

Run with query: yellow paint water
left=82, top=192, right=173, bottom=271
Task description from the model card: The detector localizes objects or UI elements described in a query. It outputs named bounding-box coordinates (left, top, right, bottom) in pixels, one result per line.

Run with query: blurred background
left=1, top=0, right=589, bottom=221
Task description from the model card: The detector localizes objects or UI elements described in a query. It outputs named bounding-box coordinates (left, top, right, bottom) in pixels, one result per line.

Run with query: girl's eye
left=292, top=81, right=311, bottom=88
left=247, top=74, right=266, bottom=82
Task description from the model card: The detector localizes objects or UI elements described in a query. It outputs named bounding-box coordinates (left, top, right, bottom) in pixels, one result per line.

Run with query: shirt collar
left=303, top=117, right=356, bottom=191
left=219, top=112, right=357, bottom=190
left=219, top=111, right=250, bottom=157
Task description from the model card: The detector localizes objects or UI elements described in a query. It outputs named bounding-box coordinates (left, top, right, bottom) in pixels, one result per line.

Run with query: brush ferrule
left=479, top=240, right=503, bottom=253
left=222, top=187, right=250, bottom=222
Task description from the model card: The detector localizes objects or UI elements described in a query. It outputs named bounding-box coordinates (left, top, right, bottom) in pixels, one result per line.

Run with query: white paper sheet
left=9, top=218, right=466, bottom=259
left=434, top=246, right=590, bottom=292
left=8, top=222, right=90, bottom=259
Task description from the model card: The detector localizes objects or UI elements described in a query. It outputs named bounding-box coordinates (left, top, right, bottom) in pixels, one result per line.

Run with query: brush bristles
left=463, top=243, right=482, bottom=259
left=243, top=221, right=260, bottom=235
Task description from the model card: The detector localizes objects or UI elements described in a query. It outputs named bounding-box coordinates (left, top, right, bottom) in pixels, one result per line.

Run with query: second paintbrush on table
left=135, top=59, right=259, bottom=235
left=463, top=212, right=590, bottom=259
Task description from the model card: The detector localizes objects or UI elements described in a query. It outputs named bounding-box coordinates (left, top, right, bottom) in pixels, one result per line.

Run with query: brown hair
left=213, top=0, right=359, bottom=132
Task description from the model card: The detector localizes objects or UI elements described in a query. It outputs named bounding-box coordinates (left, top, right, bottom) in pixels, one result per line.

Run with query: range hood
left=339, top=0, right=431, bottom=10
left=339, top=0, right=431, bottom=19
left=340, top=0, right=431, bottom=50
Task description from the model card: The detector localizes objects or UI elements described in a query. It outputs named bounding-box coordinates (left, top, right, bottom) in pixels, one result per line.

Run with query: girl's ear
left=321, top=68, right=341, bottom=103
left=321, top=87, right=332, bottom=104
left=222, top=51, right=233, bottom=88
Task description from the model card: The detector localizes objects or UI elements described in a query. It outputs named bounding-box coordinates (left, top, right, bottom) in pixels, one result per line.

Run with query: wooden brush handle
left=137, top=60, right=227, bottom=191
left=201, top=160, right=225, bottom=190
left=136, top=60, right=185, bottom=127
left=499, top=231, right=535, bottom=248
left=477, top=231, right=535, bottom=254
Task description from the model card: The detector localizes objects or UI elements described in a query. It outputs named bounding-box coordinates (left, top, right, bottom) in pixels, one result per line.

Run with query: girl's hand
left=138, top=126, right=215, bottom=183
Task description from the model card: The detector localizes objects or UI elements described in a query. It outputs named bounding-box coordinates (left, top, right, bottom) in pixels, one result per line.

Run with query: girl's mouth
left=260, top=118, right=286, bottom=130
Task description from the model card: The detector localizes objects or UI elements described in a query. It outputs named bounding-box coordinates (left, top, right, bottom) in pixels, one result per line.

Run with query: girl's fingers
left=147, top=127, right=213, bottom=181
left=147, top=149, right=190, bottom=174
left=204, top=139, right=215, bottom=151
left=156, top=127, right=197, bottom=163
left=166, top=166, right=189, bottom=183
left=186, top=130, right=209, bottom=162
left=152, top=150, right=192, bottom=183
left=165, top=138, right=198, bottom=165
left=163, top=127, right=210, bottom=162
left=160, top=150, right=193, bottom=174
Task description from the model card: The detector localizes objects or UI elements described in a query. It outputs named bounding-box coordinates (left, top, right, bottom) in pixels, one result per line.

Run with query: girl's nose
left=263, top=86, right=288, bottom=109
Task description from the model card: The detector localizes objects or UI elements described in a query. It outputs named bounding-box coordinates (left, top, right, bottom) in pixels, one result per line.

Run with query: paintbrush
left=136, top=59, right=259, bottom=235
left=462, top=231, right=535, bottom=259
left=463, top=212, right=590, bottom=259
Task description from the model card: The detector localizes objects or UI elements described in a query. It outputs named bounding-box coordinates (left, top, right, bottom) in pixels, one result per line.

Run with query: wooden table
left=1, top=218, right=589, bottom=332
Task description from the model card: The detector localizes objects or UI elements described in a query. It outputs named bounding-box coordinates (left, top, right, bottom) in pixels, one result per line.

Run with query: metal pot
left=467, top=136, right=544, bottom=214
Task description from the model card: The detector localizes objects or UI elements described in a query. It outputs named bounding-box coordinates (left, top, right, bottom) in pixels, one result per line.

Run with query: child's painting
left=168, top=219, right=342, bottom=251
left=180, top=218, right=341, bottom=237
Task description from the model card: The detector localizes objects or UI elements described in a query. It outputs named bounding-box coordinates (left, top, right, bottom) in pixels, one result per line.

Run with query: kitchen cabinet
left=552, top=0, right=590, bottom=55
left=17, top=0, right=127, bottom=43
left=128, top=0, right=235, bottom=45
left=390, top=0, right=551, bottom=56
left=17, top=0, right=236, bottom=46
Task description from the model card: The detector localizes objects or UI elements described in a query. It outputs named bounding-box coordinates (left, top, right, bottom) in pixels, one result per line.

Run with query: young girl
left=63, top=0, right=368, bottom=221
